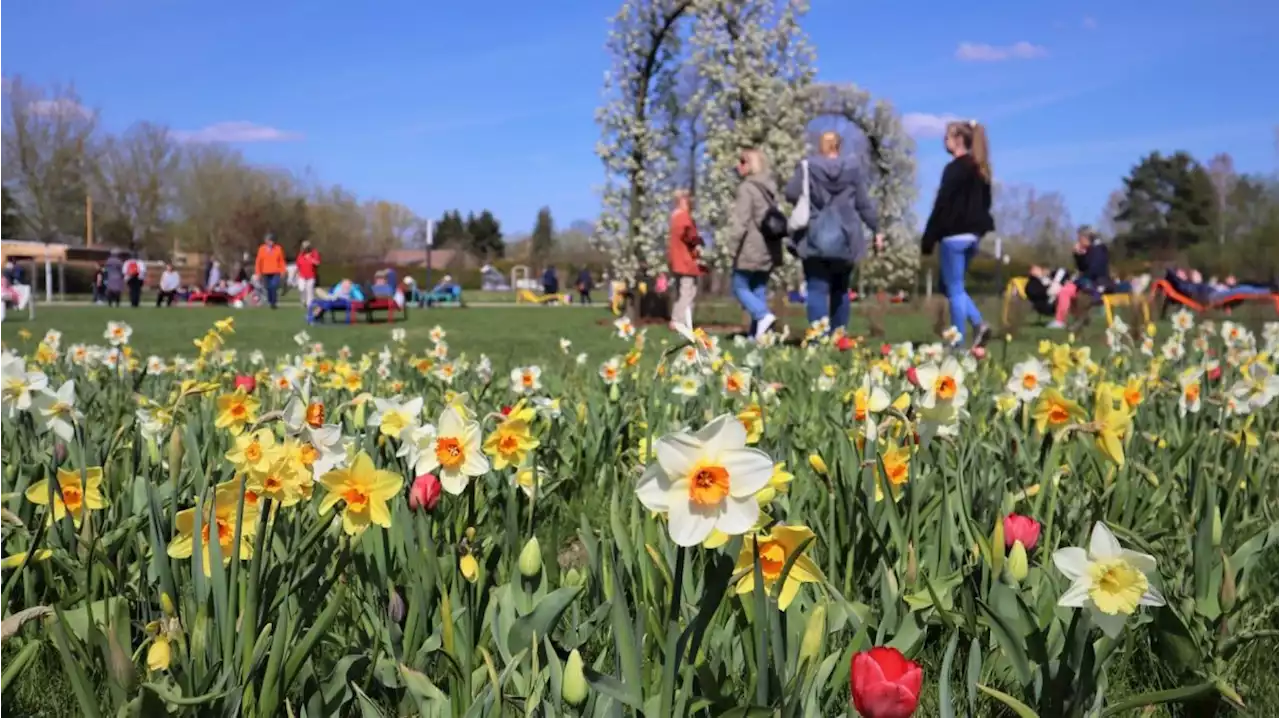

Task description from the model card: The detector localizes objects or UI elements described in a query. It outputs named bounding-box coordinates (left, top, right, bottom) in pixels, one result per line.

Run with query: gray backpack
left=806, top=189, right=849, bottom=259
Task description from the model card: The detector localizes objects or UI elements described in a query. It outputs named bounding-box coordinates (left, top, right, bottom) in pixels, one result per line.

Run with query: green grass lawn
left=4, top=295, right=1266, bottom=368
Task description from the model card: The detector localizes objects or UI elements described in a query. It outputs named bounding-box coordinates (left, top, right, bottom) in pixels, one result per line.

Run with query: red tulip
left=500, top=405, right=513, bottom=417
left=1207, top=364, right=1221, bottom=381
left=836, top=336, right=855, bottom=352
left=850, top=646, right=922, bottom=718
left=234, top=374, right=257, bottom=393
left=1003, top=513, right=1041, bottom=550
left=880, top=343, right=892, bottom=356
left=970, top=345, right=987, bottom=360
left=409, top=474, right=441, bottom=512
left=905, top=366, right=920, bottom=387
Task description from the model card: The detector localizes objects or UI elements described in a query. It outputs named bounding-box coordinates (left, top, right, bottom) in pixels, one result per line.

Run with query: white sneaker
left=1046, top=320, right=1066, bottom=330
left=755, top=313, right=776, bottom=341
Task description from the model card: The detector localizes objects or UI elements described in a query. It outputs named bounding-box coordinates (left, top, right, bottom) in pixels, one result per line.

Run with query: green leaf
left=44, top=596, right=126, bottom=644
left=507, top=585, right=581, bottom=654
left=937, top=630, right=960, bottom=718
left=583, top=667, right=642, bottom=710
left=977, top=684, right=1040, bottom=718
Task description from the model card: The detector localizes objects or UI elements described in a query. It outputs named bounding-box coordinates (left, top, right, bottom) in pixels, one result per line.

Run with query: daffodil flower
left=369, top=396, right=423, bottom=439
left=1031, top=389, right=1086, bottom=434
left=734, top=524, right=826, bottom=610
left=1053, top=522, right=1165, bottom=638
left=318, top=451, right=403, bottom=536
left=1, top=353, right=48, bottom=416
left=25, top=466, right=107, bottom=526
left=215, top=389, right=259, bottom=434
left=168, top=481, right=259, bottom=576
left=32, top=380, right=81, bottom=442
left=635, top=415, right=773, bottom=547
left=914, top=357, right=968, bottom=409
left=412, top=406, right=489, bottom=494
left=1007, top=358, right=1050, bottom=403
left=483, top=404, right=540, bottom=471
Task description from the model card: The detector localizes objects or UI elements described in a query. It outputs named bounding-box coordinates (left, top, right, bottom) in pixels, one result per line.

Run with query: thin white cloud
left=955, top=41, right=1048, bottom=62
left=901, top=112, right=963, bottom=138
left=1082, top=16, right=1099, bottom=30
left=28, top=98, right=91, bottom=118
left=172, top=121, right=301, bottom=143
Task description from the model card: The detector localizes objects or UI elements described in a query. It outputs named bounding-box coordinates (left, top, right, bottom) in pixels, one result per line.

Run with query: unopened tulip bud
left=518, top=537, right=543, bottom=578
left=883, top=564, right=899, bottom=601
left=408, top=474, right=441, bottom=512
left=562, top=567, right=585, bottom=588
left=562, top=649, right=589, bottom=706
left=905, top=543, right=918, bottom=586
left=1211, top=506, right=1222, bottom=548
left=1220, top=552, right=1236, bottom=613
left=459, top=554, right=479, bottom=583
left=1005, top=540, right=1029, bottom=585
left=233, top=374, right=256, bottom=393
left=388, top=586, right=406, bottom=623
left=799, top=605, right=827, bottom=662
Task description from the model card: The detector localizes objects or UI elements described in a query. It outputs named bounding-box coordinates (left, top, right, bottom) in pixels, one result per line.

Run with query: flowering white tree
left=689, top=0, right=815, bottom=276
left=805, top=83, right=920, bottom=292
left=593, top=0, right=694, bottom=281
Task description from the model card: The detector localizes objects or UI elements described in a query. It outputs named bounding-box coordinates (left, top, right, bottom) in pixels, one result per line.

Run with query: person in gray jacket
left=784, top=131, right=884, bottom=333
left=103, top=251, right=125, bottom=307
left=727, top=147, right=781, bottom=341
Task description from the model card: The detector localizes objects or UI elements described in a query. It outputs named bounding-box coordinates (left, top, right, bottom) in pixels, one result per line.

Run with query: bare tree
left=993, top=182, right=1074, bottom=264
left=1, top=77, right=99, bottom=241
left=171, top=143, right=259, bottom=259
left=1206, top=153, right=1236, bottom=245
left=1095, top=189, right=1128, bottom=241
left=364, top=200, right=419, bottom=254
left=94, top=122, right=179, bottom=255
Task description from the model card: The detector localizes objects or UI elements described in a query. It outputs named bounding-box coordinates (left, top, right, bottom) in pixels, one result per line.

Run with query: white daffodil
left=42, top=329, right=62, bottom=349
left=914, top=357, right=968, bottom=409
left=136, top=403, right=173, bottom=444
left=510, top=366, right=542, bottom=395
left=1177, top=367, right=1203, bottom=416
left=433, top=362, right=457, bottom=384
left=1053, top=522, right=1165, bottom=638
left=104, top=321, right=133, bottom=346
left=614, top=317, right=636, bottom=339
left=941, top=326, right=962, bottom=347
left=475, top=355, right=493, bottom=383
left=721, top=367, right=751, bottom=399
left=429, top=325, right=446, bottom=344
left=1, top=354, right=48, bottom=416
left=531, top=396, right=562, bottom=420
left=293, top=330, right=311, bottom=346
left=851, top=376, right=891, bottom=442
left=1170, top=308, right=1194, bottom=334
left=672, top=374, right=702, bottom=399
left=1008, top=358, right=1050, bottom=403
left=249, top=350, right=265, bottom=366
left=67, top=344, right=91, bottom=366
left=391, top=327, right=406, bottom=343
left=1262, top=322, right=1278, bottom=354
left=559, top=337, right=572, bottom=354
left=599, top=357, right=622, bottom=385
left=1139, top=336, right=1154, bottom=357
left=411, top=407, right=488, bottom=494
left=1231, top=361, right=1279, bottom=410
left=431, top=342, right=450, bottom=359
left=634, top=415, right=773, bottom=547
left=369, top=396, right=423, bottom=439
left=575, top=352, right=588, bottom=365
left=1160, top=337, right=1185, bottom=362
left=146, top=355, right=166, bottom=374
left=916, top=401, right=962, bottom=447
left=32, top=380, right=81, bottom=442
left=918, top=343, right=945, bottom=364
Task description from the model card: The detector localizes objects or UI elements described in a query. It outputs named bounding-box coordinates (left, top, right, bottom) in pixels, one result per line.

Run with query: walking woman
left=728, top=147, right=780, bottom=341
left=667, top=189, right=703, bottom=328
left=784, top=131, right=883, bottom=333
left=921, top=120, right=994, bottom=348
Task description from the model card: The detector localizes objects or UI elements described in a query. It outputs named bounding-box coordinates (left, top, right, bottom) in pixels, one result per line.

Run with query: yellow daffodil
left=318, top=451, right=404, bottom=536
left=875, top=442, right=910, bottom=502
left=1092, top=384, right=1132, bottom=467
left=215, top=389, right=259, bottom=434
left=483, top=404, right=540, bottom=471
left=1031, top=389, right=1086, bottom=434
left=25, top=466, right=107, bottom=526
left=247, top=455, right=312, bottom=507
left=214, top=317, right=235, bottom=334
left=737, top=404, right=764, bottom=444
left=369, top=396, right=423, bottom=439
left=168, top=481, right=260, bottom=576
left=755, top=462, right=794, bottom=505
left=734, top=524, right=826, bottom=610
left=224, top=428, right=279, bottom=476
left=1, top=549, right=53, bottom=569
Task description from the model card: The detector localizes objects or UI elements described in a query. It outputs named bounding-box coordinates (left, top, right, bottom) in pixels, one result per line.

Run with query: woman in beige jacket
left=727, top=147, right=780, bottom=340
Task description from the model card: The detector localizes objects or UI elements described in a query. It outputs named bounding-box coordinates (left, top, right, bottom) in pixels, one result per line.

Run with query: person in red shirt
left=667, top=189, right=704, bottom=328
left=254, top=232, right=286, bottom=309
left=295, top=241, right=321, bottom=311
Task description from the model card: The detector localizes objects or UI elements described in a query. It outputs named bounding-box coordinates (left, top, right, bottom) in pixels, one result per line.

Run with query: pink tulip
left=409, top=473, right=441, bottom=512
left=1003, top=514, right=1041, bottom=551
left=836, top=336, right=855, bottom=352
left=234, top=375, right=257, bottom=393
left=905, top=366, right=920, bottom=387
left=850, top=646, right=922, bottom=718
left=880, top=343, right=892, bottom=356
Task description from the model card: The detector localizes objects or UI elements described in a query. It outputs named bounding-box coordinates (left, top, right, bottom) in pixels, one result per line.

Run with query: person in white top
left=156, top=264, right=182, bottom=307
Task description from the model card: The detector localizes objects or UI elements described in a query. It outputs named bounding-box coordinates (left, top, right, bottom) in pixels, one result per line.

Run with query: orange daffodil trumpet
left=635, top=415, right=774, bottom=547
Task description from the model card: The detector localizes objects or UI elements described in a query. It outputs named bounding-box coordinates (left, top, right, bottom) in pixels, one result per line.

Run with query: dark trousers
left=578, top=290, right=591, bottom=304
left=156, top=290, right=177, bottom=307
left=127, top=278, right=143, bottom=307
left=264, top=273, right=280, bottom=308
left=107, top=291, right=121, bottom=307
left=802, top=258, right=853, bottom=332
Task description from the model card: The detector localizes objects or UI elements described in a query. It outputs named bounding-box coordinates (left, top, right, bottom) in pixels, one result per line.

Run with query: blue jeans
left=732, top=270, right=771, bottom=331
left=264, top=273, right=280, bottom=307
left=939, top=234, right=984, bottom=340
left=803, top=258, right=852, bottom=332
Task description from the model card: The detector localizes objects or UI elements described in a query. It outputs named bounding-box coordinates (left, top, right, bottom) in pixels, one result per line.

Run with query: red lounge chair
left=349, top=297, right=402, bottom=323
left=1150, top=279, right=1279, bottom=315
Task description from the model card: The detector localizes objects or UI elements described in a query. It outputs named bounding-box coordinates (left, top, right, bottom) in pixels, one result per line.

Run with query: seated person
left=371, top=270, right=393, bottom=298
left=1026, top=265, right=1074, bottom=329
left=1218, top=275, right=1277, bottom=296
left=1167, top=269, right=1275, bottom=303
left=431, top=274, right=460, bottom=295
left=310, top=279, right=365, bottom=320
left=1072, top=227, right=1130, bottom=295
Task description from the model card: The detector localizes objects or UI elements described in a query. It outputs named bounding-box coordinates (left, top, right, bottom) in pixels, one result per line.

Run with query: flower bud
left=1211, top=506, right=1222, bottom=548
left=1002, top=514, right=1041, bottom=551
left=562, top=649, right=589, bottom=706
left=409, top=474, right=441, bottom=512
left=1219, top=551, right=1236, bottom=613
left=808, top=454, right=828, bottom=477
left=388, top=586, right=406, bottom=623
left=905, top=542, right=918, bottom=586
left=562, top=567, right=585, bottom=588
left=799, top=604, right=826, bottom=662
left=53, top=440, right=68, bottom=464
left=1005, top=540, right=1029, bottom=585
left=233, top=374, right=257, bottom=393
left=905, top=366, right=920, bottom=387
left=459, top=554, right=479, bottom=583
left=518, top=537, right=543, bottom=579
left=160, top=592, right=176, bottom=618
left=147, top=635, right=172, bottom=672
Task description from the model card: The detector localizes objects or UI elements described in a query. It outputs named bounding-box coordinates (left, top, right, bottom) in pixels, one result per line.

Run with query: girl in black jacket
left=922, top=120, right=995, bottom=348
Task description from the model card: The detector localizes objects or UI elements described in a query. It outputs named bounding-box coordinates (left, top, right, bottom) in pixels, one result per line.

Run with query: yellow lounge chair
left=517, top=289, right=568, bottom=305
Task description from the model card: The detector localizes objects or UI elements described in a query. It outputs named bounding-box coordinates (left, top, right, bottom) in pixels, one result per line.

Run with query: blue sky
left=3, top=0, right=1276, bottom=236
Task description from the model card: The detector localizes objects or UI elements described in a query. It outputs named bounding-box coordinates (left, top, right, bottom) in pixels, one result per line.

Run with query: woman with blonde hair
left=667, top=188, right=703, bottom=328
left=784, top=130, right=883, bottom=334
left=727, top=147, right=781, bottom=340
left=921, top=119, right=995, bottom=349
